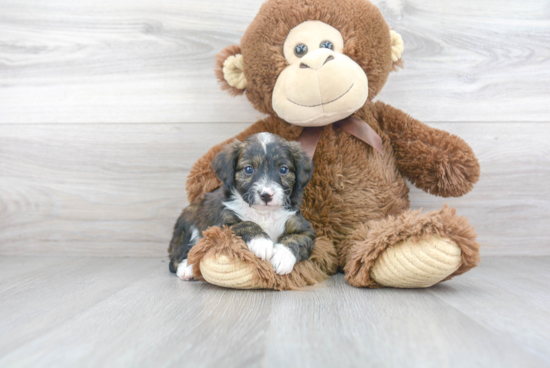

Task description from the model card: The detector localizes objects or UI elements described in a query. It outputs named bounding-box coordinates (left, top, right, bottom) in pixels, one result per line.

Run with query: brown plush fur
left=215, top=44, right=245, bottom=96
left=342, top=205, right=480, bottom=288
left=186, top=0, right=481, bottom=289
left=188, top=227, right=338, bottom=291
left=374, top=101, right=480, bottom=197
left=236, top=0, right=393, bottom=116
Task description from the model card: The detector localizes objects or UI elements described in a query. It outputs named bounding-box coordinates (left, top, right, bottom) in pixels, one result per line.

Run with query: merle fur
left=168, top=133, right=316, bottom=273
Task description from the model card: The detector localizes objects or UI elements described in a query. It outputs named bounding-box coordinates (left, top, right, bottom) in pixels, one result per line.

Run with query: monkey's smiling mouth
left=287, top=83, right=354, bottom=108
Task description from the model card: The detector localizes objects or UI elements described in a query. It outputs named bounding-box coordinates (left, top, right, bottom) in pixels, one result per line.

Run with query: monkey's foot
left=200, top=254, right=260, bottom=289
left=188, top=226, right=338, bottom=291
left=370, top=235, right=461, bottom=288
left=344, top=205, right=480, bottom=288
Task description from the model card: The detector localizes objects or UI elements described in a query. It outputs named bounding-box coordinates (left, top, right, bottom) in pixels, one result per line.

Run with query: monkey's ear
left=215, top=45, right=247, bottom=96
left=390, top=30, right=404, bottom=71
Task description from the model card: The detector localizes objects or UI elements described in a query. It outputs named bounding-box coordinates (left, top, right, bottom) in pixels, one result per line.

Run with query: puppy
left=168, top=133, right=316, bottom=280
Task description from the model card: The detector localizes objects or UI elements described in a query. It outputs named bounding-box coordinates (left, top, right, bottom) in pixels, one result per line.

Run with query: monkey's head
left=215, top=0, right=404, bottom=127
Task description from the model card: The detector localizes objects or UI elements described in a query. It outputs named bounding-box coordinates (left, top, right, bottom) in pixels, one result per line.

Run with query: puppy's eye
left=279, top=166, right=289, bottom=175
left=320, top=40, right=334, bottom=50
left=294, top=43, right=308, bottom=57
left=244, top=166, right=254, bottom=175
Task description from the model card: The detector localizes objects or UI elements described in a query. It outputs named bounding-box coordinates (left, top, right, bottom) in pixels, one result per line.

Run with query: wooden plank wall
left=0, top=0, right=549, bottom=256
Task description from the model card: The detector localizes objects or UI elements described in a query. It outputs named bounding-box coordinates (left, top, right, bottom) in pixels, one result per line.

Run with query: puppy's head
left=212, top=133, right=313, bottom=209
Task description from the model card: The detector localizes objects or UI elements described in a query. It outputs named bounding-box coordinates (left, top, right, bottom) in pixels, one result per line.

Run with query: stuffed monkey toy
left=184, top=0, right=481, bottom=290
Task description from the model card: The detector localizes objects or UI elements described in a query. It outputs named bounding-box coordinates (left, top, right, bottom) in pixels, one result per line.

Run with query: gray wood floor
left=0, top=256, right=549, bottom=367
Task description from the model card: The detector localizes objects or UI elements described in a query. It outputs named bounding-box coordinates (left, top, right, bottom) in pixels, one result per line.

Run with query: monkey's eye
left=279, top=166, right=289, bottom=175
left=244, top=166, right=254, bottom=175
left=294, top=43, right=308, bottom=57
left=320, top=40, right=334, bottom=50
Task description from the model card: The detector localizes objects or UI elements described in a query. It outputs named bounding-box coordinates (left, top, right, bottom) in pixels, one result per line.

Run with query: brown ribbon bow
left=298, top=116, right=384, bottom=158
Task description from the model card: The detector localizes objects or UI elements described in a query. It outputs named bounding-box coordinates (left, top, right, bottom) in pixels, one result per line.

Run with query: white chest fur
left=223, top=192, right=296, bottom=242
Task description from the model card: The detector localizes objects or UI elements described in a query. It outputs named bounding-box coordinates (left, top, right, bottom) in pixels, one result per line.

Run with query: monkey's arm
left=185, top=118, right=301, bottom=203
left=276, top=214, right=316, bottom=262
left=374, top=101, right=480, bottom=198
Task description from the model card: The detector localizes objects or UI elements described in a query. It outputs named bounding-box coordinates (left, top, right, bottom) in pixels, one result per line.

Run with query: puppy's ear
left=289, top=142, right=314, bottom=199
left=212, top=141, right=242, bottom=188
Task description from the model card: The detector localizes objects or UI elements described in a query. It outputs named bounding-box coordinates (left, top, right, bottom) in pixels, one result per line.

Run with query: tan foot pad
left=370, top=235, right=462, bottom=288
left=200, top=255, right=262, bottom=290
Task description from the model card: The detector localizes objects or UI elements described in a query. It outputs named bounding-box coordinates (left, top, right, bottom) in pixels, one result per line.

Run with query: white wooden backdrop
left=0, top=0, right=549, bottom=256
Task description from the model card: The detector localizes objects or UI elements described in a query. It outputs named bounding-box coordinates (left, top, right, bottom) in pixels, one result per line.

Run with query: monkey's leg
left=187, top=226, right=338, bottom=290
left=341, top=205, right=480, bottom=288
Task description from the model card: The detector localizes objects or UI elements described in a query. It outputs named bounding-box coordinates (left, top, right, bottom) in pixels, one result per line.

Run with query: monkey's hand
left=374, top=101, right=480, bottom=198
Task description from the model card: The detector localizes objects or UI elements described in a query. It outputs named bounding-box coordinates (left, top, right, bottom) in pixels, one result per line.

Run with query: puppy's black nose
left=260, top=192, right=273, bottom=204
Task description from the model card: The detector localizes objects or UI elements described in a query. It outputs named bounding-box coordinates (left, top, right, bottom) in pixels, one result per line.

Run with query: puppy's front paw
left=247, top=237, right=274, bottom=260
left=176, top=259, right=195, bottom=281
left=270, top=244, right=297, bottom=275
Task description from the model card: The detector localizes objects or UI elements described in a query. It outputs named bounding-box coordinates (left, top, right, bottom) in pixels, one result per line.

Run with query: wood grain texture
left=0, top=0, right=549, bottom=123
left=0, top=256, right=68, bottom=282
left=0, top=257, right=548, bottom=367
left=266, top=271, right=546, bottom=367
left=0, top=257, right=273, bottom=367
left=429, top=257, right=550, bottom=363
left=0, top=123, right=249, bottom=256
left=0, top=122, right=548, bottom=257
left=0, top=257, right=162, bottom=356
